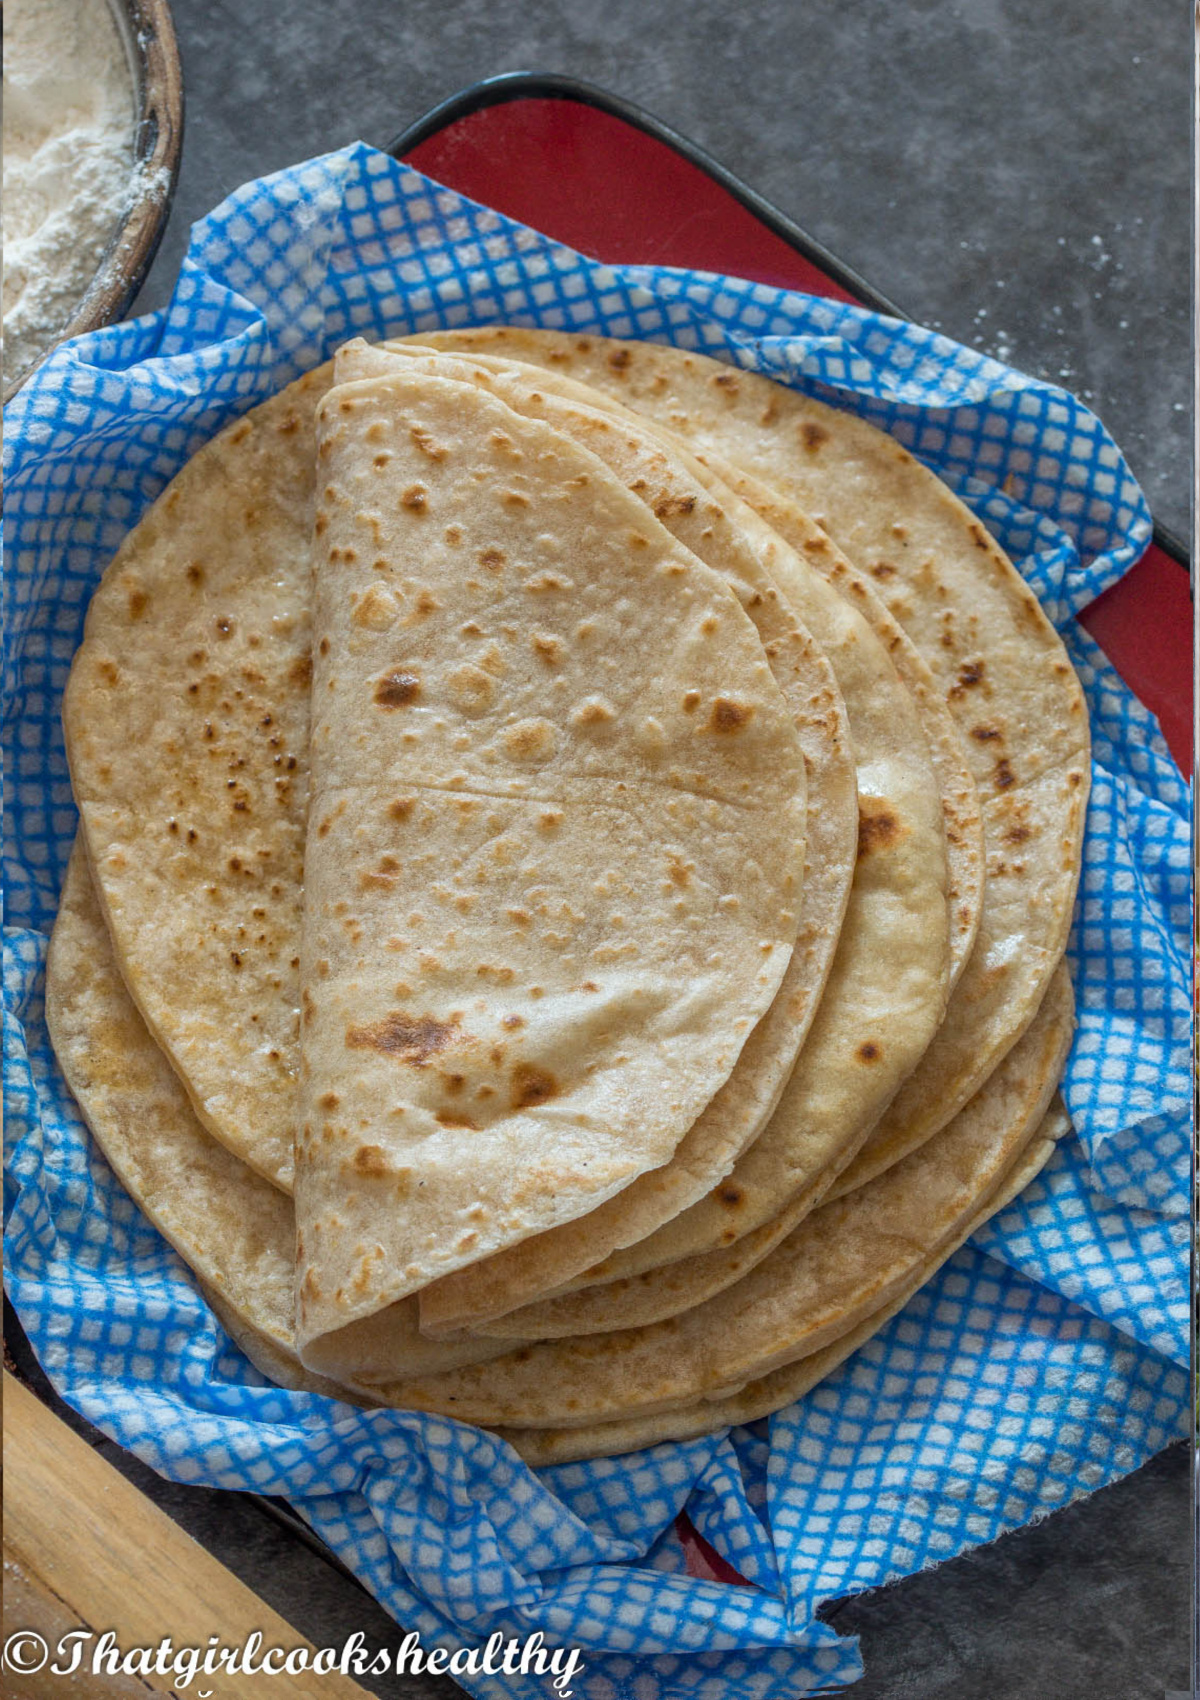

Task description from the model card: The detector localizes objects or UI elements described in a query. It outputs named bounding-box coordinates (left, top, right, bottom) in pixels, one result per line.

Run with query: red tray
left=392, top=73, right=1192, bottom=777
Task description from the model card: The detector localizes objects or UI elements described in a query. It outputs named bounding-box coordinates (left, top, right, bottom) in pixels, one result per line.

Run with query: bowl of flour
left=2, top=0, right=183, bottom=400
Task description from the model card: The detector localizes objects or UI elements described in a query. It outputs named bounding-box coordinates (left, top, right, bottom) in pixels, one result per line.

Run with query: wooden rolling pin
left=3, top=1370, right=374, bottom=1698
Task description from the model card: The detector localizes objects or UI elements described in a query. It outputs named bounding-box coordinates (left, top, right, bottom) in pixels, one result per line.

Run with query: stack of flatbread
left=48, top=329, right=1089, bottom=1464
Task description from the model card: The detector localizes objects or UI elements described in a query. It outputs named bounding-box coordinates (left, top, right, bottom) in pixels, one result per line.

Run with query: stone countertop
left=110, top=2, right=1196, bottom=1696
left=140, top=0, right=1191, bottom=545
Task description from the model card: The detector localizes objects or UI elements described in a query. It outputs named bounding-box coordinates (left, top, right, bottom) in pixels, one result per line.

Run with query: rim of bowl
left=2, top=0, right=185, bottom=406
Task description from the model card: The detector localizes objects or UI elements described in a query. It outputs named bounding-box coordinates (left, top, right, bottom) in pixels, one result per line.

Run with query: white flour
left=3, top=0, right=136, bottom=385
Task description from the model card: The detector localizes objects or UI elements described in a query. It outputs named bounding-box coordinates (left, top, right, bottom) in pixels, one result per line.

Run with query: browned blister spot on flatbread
left=857, top=800, right=908, bottom=858
left=857, top=1041, right=882, bottom=1063
left=345, top=1011, right=461, bottom=1065
left=653, top=493, right=697, bottom=520
left=510, top=1062, right=559, bottom=1110
left=352, top=1145, right=389, bottom=1177
left=409, top=590, right=440, bottom=621
left=503, top=717, right=557, bottom=761
left=374, top=669, right=421, bottom=708
left=531, top=631, right=562, bottom=666
left=410, top=425, right=448, bottom=460
left=525, top=570, right=572, bottom=594
left=571, top=695, right=615, bottom=726
left=666, top=854, right=693, bottom=888
left=448, top=664, right=496, bottom=715
left=353, top=585, right=397, bottom=630
left=949, top=658, right=985, bottom=699
left=360, top=855, right=401, bottom=892
left=709, top=697, right=754, bottom=734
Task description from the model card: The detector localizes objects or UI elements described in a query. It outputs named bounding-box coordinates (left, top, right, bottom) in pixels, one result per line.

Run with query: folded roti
left=409, top=329, right=1089, bottom=1193
left=47, top=325, right=1087, bottom=1467
left=332, top=339, right=863, bottom=1333
left=370, top=351, right=959, bottom=1338
left=295, top=366, right=808, bottom=1369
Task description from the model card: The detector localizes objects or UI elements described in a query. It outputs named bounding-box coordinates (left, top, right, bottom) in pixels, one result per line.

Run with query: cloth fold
left=3, top=143, right=1188, bottom=1700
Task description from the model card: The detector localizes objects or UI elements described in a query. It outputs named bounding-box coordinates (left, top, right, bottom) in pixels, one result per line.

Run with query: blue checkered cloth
left=3, top=145, right=1190, bottom=1700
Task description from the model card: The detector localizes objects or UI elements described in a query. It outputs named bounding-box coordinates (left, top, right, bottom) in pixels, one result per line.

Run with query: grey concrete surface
left=138, top=0, right=1192, bottom=544
left=59, top=2, right=1200, bottom=1698
left=824, top=1440, right=1191, bottom=1700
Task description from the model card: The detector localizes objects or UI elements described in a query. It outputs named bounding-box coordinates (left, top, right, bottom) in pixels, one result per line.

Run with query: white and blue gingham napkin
left=3, top=144, right=1189, bottom=1700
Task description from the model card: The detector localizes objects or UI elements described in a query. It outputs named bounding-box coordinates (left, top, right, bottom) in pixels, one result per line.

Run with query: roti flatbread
left=295, top=365, right=808, bottom=1370
left=371, top=350, right=956, bottom=1336
left=330, top=336, right=860, bottom=1333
